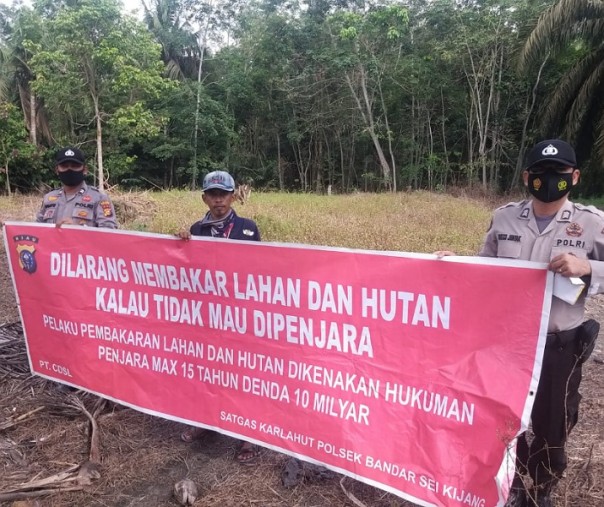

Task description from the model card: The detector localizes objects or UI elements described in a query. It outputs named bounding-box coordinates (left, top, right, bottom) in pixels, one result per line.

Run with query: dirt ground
left=1, top=226, right=603, bottom=507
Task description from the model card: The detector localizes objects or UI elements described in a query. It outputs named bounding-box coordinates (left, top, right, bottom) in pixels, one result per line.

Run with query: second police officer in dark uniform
left=479, top=140, right=603, bottom=507
left=36, top=147, right=117, bottom=228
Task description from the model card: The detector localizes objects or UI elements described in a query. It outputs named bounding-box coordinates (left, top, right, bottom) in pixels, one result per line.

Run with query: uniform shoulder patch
left=88, top=186, right=110, bottom=196
left=573, top=203, right=604, bottom=219
left=495, top=200, right=526, bottom=212
left=44, top=189, right=61, bottom=201
left=89, top=185, right=111, bottom=199
left=99, top=200, right=113, bottom=217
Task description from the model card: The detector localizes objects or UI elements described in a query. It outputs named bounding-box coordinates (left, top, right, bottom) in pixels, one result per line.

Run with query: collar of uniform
left=555, top=199, right=574, bottom=222
left=518, top=199, right=574, bottom=222
left=517, top=200, right=532, bottom=220
left=58, top=182, right=88, bottom=196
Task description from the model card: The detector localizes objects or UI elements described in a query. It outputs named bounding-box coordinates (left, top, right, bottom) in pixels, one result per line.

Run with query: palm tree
left=519, top=0, right=604, bottom=176
left=141, top=0, right=199, bottom=80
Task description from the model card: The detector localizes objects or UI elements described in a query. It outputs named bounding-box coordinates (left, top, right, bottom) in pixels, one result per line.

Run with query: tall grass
left=146, top=190, right=492, bottom=255
left=0, top=190, right=493, bottom=254
left=0, top=195, right=41, bottom=223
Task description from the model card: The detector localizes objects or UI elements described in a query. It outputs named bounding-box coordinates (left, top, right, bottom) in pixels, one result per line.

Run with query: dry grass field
left=109, top=189, right=493, bottom=254
left=0, top=190, right=602, bottom=507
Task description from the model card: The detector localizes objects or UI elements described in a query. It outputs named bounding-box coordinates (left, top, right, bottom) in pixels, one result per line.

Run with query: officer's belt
left=546, top=327, right=580, bottom=349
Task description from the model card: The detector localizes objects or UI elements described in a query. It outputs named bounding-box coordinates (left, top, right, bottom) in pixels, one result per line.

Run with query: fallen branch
left=580, top=443, right=595, bottom=472
left=0, top=398, right=109, bottom=500
left=0, top=406, right=45, bottom=431
left=0, top=486, right=84, bottom=502
left=0, top=465, right=79, bottom=494
left=0, top=395, right=109, bottom=501
left=339, top=477, right=368, bottom=507
left=67, top=395, right=106, bottom=463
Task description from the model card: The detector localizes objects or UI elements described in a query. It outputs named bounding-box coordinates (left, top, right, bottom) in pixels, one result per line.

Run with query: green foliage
left=0, top=0, right=600, bottom=195
left=519, top=0, right=604, bottom=193
left=102, top=151, right=138, bottom=182
left=107, top=103, right=165, bottom=143
left=339, top=26, right=358, bottom=40
left=0, top=101, right=38, bottom=193
left=23, top=0, right=176, bottom=185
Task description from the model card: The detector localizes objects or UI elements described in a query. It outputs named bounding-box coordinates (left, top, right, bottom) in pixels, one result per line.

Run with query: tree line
left=0, top=0, right=603, bottom=195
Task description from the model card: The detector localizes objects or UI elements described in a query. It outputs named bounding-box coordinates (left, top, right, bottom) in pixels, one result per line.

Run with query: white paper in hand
left=553, top=274, right=586, bottom=304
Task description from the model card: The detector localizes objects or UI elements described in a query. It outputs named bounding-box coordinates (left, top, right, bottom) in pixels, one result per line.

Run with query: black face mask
left=58, top=170, right=86, bottom=187
left=527, top=171, right=574, bottom=203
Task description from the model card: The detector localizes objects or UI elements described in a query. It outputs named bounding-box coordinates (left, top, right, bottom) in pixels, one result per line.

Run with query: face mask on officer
left=57, top=169, right=86, bottom=187
left=527, top=168, right=575, bottom=203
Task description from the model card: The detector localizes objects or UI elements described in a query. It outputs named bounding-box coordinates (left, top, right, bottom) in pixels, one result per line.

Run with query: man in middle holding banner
left=177, top=170, right=261, bottom=465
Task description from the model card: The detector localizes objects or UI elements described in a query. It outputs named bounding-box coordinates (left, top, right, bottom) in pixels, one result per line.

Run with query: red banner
left=3, top=223, right=552, bottom=507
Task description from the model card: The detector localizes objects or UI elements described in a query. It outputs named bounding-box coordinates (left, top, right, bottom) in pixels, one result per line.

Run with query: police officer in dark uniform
left=36, top=147, right=117, bottom=228
left=177, top=170, right=261, bottom=463
left=437, top=139, right=603, bottom=507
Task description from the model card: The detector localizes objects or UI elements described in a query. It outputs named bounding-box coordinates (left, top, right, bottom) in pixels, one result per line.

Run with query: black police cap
left=55, top=147, right=86, bottom=165
left=525, top=139, right=577, bottom=169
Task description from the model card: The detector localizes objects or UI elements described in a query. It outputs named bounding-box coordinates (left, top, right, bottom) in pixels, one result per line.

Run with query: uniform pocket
left=72, top=208, right=94, bottom=225
left=496, top=241, right=522, bottom=259
left=551, top=245, right=588, bottom=260
left=42, top=207, right=56, bottom=222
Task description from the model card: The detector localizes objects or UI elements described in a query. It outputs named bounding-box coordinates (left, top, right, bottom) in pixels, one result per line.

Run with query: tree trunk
left=193, top=7, right=213, bottom=190
left=512, top=54, right=549, bottom=190
left=192, top=38, right=206, bottom=190
left=345, top=68, right=392, bottom=189
left=440, top=87, right=450, bottom=190
left=378, top=80, right=397, bottom=192
left=337, top=130, right=346, bottom=191
left=93, top=95, right=104, bottom=190
left=29, top=91, right=37, bottom=146
left=4, top=163, right=10, bottom=196
left=277, top=133, right=283, bottom=190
